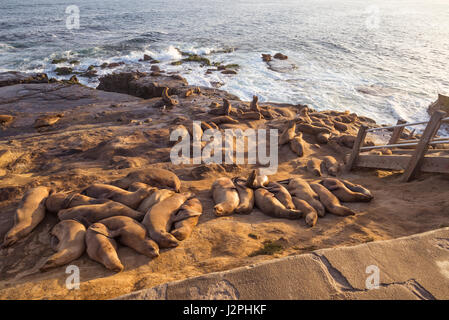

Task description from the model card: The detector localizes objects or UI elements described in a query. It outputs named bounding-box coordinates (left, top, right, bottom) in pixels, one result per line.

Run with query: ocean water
left=1, top=0, right=449, bottom=125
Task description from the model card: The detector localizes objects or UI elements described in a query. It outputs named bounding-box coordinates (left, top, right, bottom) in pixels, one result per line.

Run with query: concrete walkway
left=116, top=228, right=449, bottom=300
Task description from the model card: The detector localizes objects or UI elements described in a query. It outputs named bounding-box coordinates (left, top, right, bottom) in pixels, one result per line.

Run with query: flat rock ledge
left=116, top=228, right=449, bottom=300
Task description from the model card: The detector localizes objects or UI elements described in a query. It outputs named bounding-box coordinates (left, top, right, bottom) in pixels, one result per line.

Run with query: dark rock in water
left=262, top=54, right=272, bottom=62
left=100, top=61, right=125, bottom=69
left=221, top=70, right=237, bottom=75
left=143, top=54, right=152, bottom=61
left=150, top=65, right=161, bottom=72
left=274, top=53, right=288, bottom=60
left=55, top=67, right=73, bottom=76
left=0, top=71, right=48, bottom=88
left=97, top=71, right=188, bottom=99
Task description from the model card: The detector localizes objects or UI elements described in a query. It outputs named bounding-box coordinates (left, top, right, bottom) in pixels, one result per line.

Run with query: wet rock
left=54, top=67, right=73, bottom=76
left=261, top=54, right=272, bottom=62
left=97, top=71, right=188, bottom=99
left=274, top=53, right=288, bottom=60
left=0, top=71, right=48, bottom=88
left=221, top=70, right=237, bottom=75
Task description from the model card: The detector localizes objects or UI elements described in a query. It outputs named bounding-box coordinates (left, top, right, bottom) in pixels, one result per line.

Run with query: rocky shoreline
left=1, top=69, right=448, bottom=299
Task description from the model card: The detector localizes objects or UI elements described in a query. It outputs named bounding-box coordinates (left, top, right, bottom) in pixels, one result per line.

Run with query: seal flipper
left=170, top=210, right=201, bottom=223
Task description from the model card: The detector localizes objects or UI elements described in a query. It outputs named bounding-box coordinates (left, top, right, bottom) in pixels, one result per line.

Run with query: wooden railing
left=345, top=110, right=449, bottom=182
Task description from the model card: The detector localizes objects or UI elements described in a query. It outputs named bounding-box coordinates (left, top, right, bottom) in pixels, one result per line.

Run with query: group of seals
left=211, top=170, right=373, bottom=227
left=2, top=168, right=205, bottom=273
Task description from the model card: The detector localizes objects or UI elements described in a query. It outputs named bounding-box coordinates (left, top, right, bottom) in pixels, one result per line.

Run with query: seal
left=321, top=178, right=373, bottom=202
left=45, top=192, right=110, bottom=214
left=290, top=133, right=305, bottom=157
left=245, top=169, right=269, bottom=189
left=40, top=220, right=86, bottom=271
left=232, top=177, right=255, bottom=214
left=310, top=183, right=356, bottom=216
left=137, top=188, right=175, bottom=213
left=171, top=197, right=203, bottom=241
left=316, top=132, right=330, bottom=144
left=143, top=192, right=197, bottom=248
left=86, top=223, right=124, bottom=272
left=321, top=156, right=340, bottom=176
left=114, top=168, right=181, bottom=192
left=281, top=178, right=326, bottom=217
left=212, top=177, right=240, bottom=216
left=342, top=179, right=373, bottom=198
left=292, top=197, right=318, bottom=227
left=162, top=87, right=178, bottom=106
left=3, top=186, right=50, bottom=247
left=266, top=182, right=295, bottom=210
left=254, top=188, right=302, bottom=219
left=307, top=159, right=322, bottom=176
left=82, top=183, right=151, bottom=209
left=250, top=95, right=260, bottom=112
left=58, top=201, right=144, bottom=225
left=98, top=216, right=159, bottom=258
left=279, top=120, right=296, bottom=145
left=127, top=182, right=157, bottom=193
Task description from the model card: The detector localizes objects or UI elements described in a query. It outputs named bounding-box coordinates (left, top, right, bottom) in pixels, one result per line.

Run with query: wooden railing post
left=402, top=110, right=447, bottom=182
left=345, top=125, right=368, bottom=173
left=388, top=119, right=406, bottom=144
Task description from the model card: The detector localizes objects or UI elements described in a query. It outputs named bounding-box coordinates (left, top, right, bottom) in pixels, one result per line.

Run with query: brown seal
left=212, top=177, right=240, bottom=216
left=58, top=201, right=144, bottom=225
left=316, top=132, right=331, bottom=144
left=290, top=133, right=305, bottom=157
left=40, top=220, right=86, bottom=271
left=171, top=197, right=203, bottom=241
left=279, top=120, right=296, bottom=145
left=45, top=192, right=110, bottom=214
left=3, top=186, right=50, bottom=247
left=137, top=189, right=175, bottom=213
left=142, top=192, right=197, bottom=248
left=114, top=168, right=181, bottom=192
left=310, top=183, right=356, bottom=216
left=98, top=216, right=159, bottom=258
left=250, top=95, right=260, bottom=112
left=321, top=156, right=340, bottom=177
left=82, top=183, right=151, bottom=209
left=266, top=182, right=295, bottom=210
left=127, top=182, right=157, bottom=193
left=292, top=197, right=318, bottom=227
left=281, top=178, right=326, bottom=217
left=254, top=188, right=302, bottom=219
left=245, top=169, right=269, bottom=189
left=86, top=223, right=124, bottom=272
left=232, top=177, right=255, bottom=214
left=321, top=178, right=373, bottom=202
left=307, top=159, right=322, bottom=176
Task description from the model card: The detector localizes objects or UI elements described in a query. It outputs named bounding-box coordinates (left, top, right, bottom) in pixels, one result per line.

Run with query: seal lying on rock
left=114, top=168, right=181, bottom=192
left=245, top=169, right=269, bottom=189
left=40, top=220, right=86, bottom=271
left=86, top=223, right=124, bottom=272
left=281, top=178, right=326, bottom=217
left=212, top=178, right=240, bottom=216
left=137, top=189, right=175, bottom=213
left=290, top=133, right=305, bottom=157
left=266, top=182, right=295, bottom=210
left=3, top=186, right=50, bottom=247
left=232, top=177, right=255, bottom=215
left=45, top=192, right=110, bottom=214
left=82, top=183, right=152, bottom=209
left=58, top=201, right=144, bottom=225
left=143, top=192, right=197, bottom=248
left=127, top=182, right=157, bottom=193
left=307, top=159, right=323, bottom=176
left=171, top=197, right=203, bottom=241
left=310, top=183, right=356, bottom=216
left=254, top=188, right=302, bottom=219
left=279, top=120, right=296, bottom=145
left=98, top=216, right=159, bottom=258
left=321, top=156, right=340, bottom=177
left=292, top=198, right=318, bottom=227
left=321, top=178, right=373, bottom=202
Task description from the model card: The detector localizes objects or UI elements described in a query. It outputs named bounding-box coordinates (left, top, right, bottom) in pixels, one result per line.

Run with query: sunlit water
left=1, top=0, right=449, bottom=125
